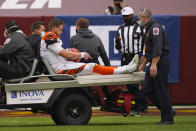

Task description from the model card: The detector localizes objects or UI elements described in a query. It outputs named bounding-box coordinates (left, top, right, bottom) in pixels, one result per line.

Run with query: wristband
left=80, top=52, right=86, bottom=58
left=138, top=52, right=143, bottom=57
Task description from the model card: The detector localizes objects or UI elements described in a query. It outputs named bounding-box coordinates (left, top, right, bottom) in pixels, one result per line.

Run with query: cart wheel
left=56, top=94, right=92, bottom=125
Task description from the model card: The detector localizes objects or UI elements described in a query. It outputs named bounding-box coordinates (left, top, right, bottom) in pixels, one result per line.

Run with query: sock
left=93, top=64, right=117, bottom=75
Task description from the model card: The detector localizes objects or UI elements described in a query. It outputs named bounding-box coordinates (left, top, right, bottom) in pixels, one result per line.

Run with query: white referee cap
left=121, top=7, right=134, bottom=15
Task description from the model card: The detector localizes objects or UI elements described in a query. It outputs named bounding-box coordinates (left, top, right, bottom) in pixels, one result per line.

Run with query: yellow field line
left=147, top=109, right=196, bottom=113
left=6, top=112, right=33, bottom=115
left=177, top=110, right=196, bottom=113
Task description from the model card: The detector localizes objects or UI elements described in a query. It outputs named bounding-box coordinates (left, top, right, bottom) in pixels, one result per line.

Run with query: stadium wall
left=170, top=16, right=196, bottom=104
left=0, top=15, right=195, bottom=104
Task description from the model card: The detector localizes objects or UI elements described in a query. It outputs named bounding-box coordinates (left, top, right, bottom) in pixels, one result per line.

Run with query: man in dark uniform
left=0, top=20, right=35, bottom=79
left=115, top=7, right=147, bottom=115
left=138, top=8, right=174, bottom=124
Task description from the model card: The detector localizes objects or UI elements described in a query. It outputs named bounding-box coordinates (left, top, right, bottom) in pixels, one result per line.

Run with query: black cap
left=114, top=0, right=123, bottom=1
left=5, top=20, right=19, bottom=32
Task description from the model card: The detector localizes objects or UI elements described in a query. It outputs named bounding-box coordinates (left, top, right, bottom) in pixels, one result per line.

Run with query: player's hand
left=67, top=48, right=81, bottom=62
left=150, top=64, right=157, bottom=77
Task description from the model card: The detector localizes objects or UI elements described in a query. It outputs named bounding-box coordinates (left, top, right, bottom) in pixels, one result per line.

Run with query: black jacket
left=70, top=29, right=110, bottom=66
left=28, top=34, right=41, bottom=58
left=0, top=31, right=35, bottom=78
left=145, top=18, right=170, bottom=61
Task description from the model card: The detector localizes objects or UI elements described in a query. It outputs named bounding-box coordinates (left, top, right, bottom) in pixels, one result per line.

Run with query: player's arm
left=47, top=43, right=91, bottom=60
left=45, top=33, right=91, bottom=60
left=59, top=48, right=91, bottom=60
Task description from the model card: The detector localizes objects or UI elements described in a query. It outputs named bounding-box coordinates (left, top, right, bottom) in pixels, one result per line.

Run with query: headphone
left=7, top=26, right=19, bottom=31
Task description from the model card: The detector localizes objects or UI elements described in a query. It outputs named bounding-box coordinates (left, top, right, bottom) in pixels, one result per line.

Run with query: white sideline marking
left=92, top=105, right=196, bottom=110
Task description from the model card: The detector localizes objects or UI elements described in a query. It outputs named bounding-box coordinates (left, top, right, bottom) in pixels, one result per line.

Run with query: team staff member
left=40, top=19, right=139, bottom=76
left=115, top=7, right=147, bottom=115
left=29, top=21, right=45, bottom=57
left=70, top=18, right=110, bottom=66
left=0, top=20, right=35, bottom=79
left=28, top=21, right=46, bottom=73
left=138, top=8, right=174, bottom=125
left=70, top=18, right=111, bottom=97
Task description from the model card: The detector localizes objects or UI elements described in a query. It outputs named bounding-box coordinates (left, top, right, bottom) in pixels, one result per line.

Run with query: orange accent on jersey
left=57, top=64, right=87, bottom=75
left=58, top=70, right=64, bottom=74
left=42, top=31, right=59, bottom=41
left=65, top=70, right=71, bottom=74
left=93, top=64, right=117, bottom=75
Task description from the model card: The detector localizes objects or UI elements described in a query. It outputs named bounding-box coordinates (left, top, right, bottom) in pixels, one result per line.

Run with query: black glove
left=115, top=37, right=122, bottom=50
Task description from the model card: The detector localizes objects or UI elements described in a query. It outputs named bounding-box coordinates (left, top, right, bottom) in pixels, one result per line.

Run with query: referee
left=115, top=7, right=147, bottom=115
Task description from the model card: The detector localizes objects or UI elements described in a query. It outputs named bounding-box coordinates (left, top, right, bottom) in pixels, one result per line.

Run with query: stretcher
left=5, top=72, right=145, bottom=91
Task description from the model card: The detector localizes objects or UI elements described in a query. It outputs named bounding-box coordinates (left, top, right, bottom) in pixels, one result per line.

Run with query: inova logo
left=19, top=90, right=44, bottom=97
left=11, top=91, right=17, bottom=98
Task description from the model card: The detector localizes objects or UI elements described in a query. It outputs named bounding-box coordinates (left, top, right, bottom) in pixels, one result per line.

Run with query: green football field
left=0, top=116, right=195, bottom=131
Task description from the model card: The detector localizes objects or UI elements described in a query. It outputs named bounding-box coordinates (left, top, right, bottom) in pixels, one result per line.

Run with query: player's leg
left=56, top=54, right=139, bottom=75
left=84, top=54, right=139, bottom=75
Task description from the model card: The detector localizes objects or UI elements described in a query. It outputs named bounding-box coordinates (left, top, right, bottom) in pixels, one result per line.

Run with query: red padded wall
left=170, top=16, right=196, bottom=104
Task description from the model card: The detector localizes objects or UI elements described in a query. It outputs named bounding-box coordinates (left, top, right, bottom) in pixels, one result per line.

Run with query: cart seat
left=41, top=59, right=76, bottom=81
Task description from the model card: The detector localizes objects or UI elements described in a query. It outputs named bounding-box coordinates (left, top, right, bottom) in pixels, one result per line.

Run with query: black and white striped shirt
left=116, top=23, right=144, bottom=54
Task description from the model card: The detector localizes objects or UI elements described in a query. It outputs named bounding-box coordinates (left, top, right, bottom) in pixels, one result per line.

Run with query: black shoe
left=156, top=121, right=174, bottom=125
left=173, top=109, right=176, bottom=116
